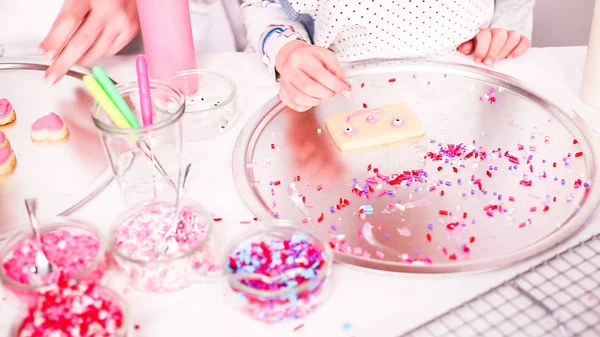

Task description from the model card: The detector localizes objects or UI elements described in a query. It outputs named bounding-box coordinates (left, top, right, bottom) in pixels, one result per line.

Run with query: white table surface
left=1, top=47, right=599, bottom=337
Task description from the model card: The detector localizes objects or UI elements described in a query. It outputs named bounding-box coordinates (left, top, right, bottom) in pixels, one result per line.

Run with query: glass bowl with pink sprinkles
left=0, top=218, right=107, bottom=304
left=110, top=199, right=222, bottom=292
left=224, top=221, right=334, bottom=324
left=12, top=277, right=129, bottom=337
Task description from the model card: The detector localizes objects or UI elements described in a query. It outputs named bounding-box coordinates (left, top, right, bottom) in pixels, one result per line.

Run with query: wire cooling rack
left=402, top=234, right=600, bottom=337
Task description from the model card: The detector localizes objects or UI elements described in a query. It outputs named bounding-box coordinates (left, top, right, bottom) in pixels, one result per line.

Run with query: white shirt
left=242, top=0, right=535, bottom=75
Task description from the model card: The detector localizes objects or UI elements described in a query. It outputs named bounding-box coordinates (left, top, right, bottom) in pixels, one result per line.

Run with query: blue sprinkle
left=343, top=323, right=353, bottom=331
left=427, top=223, right=433, bottom=230
left=330, top=206, right=336, bottom=213
left=331, top=225, right=337, bottom=231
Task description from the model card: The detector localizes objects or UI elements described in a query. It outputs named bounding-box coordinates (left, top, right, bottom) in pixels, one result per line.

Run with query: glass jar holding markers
left=109, top=198, right=222, bottom=292
left=224, top=222, right=334, bottom=324
left=86, top=62, right=185, bottom=206
left=0, top=218, right=108, bottom=305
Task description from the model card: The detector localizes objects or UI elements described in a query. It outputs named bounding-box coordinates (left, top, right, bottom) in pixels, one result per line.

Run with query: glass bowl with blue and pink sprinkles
left=224, top=222, right=333, bottom=324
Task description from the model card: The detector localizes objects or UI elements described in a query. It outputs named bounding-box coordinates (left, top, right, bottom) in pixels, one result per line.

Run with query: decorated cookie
left=30, top=112, right=69, bottom=142
left=0, top=148, right=16, bottom=176
left=0, top=98, right=16, bottom=126
left=325, top=103, right=425, bottom=152
left=0, top=130, right=9, bottom=148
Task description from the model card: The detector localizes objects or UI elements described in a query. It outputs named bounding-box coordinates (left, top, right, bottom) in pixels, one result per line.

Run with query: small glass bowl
left=11, top=284, right=129, bottom=337
left=224, top=221, right=334, bottom=324
left=0, top=218, right=108, bottom=305
left=109, top=199, right=222, bottom=292
left=168, top=69, right=237, bottom=141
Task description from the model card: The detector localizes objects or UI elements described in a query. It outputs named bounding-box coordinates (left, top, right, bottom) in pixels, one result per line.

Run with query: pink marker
left=136, top=55, right=153, bottom=127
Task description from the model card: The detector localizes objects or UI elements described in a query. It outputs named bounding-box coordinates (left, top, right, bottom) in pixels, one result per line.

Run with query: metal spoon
left=24, top=198, right=54, bottom=282
left=154, top=163, right=192, bottom=259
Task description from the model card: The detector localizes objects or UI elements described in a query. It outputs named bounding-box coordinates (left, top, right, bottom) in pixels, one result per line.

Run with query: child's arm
left=491, top=0, right=536, bottom=40
left=242, top=0, right=311, bottom=77
left=241, top=0, right=350, bottom=112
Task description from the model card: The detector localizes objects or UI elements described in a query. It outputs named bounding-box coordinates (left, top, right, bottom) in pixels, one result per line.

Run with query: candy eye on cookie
left=391, top=118, right=404, bottom=127
left=344, top=126, right=357, bottom=136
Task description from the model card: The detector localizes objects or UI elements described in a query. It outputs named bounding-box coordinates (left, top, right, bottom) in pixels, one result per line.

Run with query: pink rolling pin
left=136, top=55, right=153, bottom=127
left=136, top=0, right=196, bottom=81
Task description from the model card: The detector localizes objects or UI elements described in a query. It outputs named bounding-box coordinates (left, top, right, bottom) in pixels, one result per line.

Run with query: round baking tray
left=0, top=61, right=113, bottom=238
left=233, top=60, right=600, bottom=274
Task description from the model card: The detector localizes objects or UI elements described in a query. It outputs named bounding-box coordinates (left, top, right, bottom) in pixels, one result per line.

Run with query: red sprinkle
left=388, top=78, right=397, bottom=83
left=362, top=103, right=367, bottom=108
left=575, top=152, right=583, bottom=157
left=439, top=210, right=449, bottom=216
left=317, top=213, right=324, bottom=223
left=213, top=218, right=223, bottom=222
left=543, top=205, right=550, bottom=212
left=486, top=170, right=492, bottom=178
left=135, top=325, right=141, bottom=330
left=469, top=236, right=476, bottom=243
left=360, top=83, right=365, bottom=88
left=573, top=139, right=579, bottom=144
left=426, top=233, right=432, bottom=242
left=367, top=164, right=372, bottom=171
left=273, top=181, right=281, bottom=186
left=294, top=324, right=305, bottom=331
left=271, top=144, right=275, bottom=149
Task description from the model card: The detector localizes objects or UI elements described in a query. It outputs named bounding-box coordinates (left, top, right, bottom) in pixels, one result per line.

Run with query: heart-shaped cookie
left=0, top=98, right=16, bottom=125
left=0, top=147, right=16, bottom=176
left=0, top=130, right=9, bottom=148
left=31, top=112, right=69, bottom=142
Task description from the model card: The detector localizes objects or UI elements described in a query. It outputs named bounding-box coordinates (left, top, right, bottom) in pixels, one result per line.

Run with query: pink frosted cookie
left=0, top=98, right=16, bottom=126
left=0, top=148, right=16, bottom=176
left=0, top=130, right=9, bottom=148
left=30, top=112, right=69, bottom=142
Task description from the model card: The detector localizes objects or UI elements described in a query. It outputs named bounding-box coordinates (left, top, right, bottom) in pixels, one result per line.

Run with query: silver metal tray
left=0, top=61, right=113, bottom=237
left=233, top=60, right=600, bottom=273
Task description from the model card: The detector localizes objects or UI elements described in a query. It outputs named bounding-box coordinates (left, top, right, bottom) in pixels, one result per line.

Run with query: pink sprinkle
left=530, top=207, right=537, bottom=212
left=375, top=251, right=385, bottom=259
left=316, top=185, right=323, bottom=191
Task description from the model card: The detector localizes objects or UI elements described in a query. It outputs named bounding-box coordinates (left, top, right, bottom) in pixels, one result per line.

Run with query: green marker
left=92, top=66, right=141, bottom=128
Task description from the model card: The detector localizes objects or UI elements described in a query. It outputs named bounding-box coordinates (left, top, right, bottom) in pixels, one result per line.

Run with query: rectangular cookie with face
left=325, top=103, right=425, bottom=152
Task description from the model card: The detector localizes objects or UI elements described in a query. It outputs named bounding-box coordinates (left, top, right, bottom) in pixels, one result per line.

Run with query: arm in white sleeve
left=242, top=0, right=311, bottom=77
left=491, top=0, right=536, bottom=41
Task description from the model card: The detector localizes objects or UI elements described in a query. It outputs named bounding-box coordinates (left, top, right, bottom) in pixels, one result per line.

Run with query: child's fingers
left=316, top=48, right=350, bottom=86
left=496, top=31, right=521, bottom=61
left=45, top=16, right=104, bottom=84
left=279, top=82, right=321, bottom=111
left=473, top=30, right=492, bottom=63
left=507, top=37, right=530, bottom=58
left=484, top=29, right=508, bottom=65
left=305, top=57, right=351, bottom=97
left=294, top=71, right=336, bottom=99
left=458, top=41, right=474, bottom=55
left=40, top=0, right=90, bottom=59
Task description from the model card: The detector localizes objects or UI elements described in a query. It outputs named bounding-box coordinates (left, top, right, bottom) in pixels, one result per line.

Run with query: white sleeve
left=242, top=0, right=311, bottom=78
left=491, top=0, right=536, bottom=41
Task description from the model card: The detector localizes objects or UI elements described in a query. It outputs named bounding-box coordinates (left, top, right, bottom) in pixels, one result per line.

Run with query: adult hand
left=40, top=0, right=140, bottom=84
left=458, top=28, right=530, bottom=66
left=276, top=40, right=351, bottom=112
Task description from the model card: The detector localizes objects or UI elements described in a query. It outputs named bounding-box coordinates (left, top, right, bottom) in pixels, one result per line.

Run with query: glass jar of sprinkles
left=224, top=221, right=334, bottom=324
left=11, top=279, right=129, bottom=337
left=110, top=199, right=221, bottom=292
left=0, top=218, right=108, bottom=305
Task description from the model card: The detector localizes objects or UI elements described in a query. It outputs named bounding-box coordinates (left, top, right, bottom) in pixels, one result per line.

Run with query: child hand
left=276, top=41, right=351, bottom=112
left=458, top=28, right=530, bottom=66
left=40, top=0, right=140, bottom=84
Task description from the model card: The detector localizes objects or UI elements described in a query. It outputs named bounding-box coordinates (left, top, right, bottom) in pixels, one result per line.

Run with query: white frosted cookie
left=325, top=103, right=425, bottom=152
left=0, top=98, right=16, bottom=126
left=30, top=112, right=69, bottom=142
left=0, top=130, right=9, bottom=148
left=0, top=147, right=16, bottom=176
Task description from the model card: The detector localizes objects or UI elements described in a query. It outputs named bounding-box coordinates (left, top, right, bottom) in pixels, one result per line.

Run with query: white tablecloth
left=1, top=47, right=599, bottom=337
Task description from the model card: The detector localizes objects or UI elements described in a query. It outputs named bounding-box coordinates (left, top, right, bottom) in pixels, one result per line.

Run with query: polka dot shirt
left=292, top=0, right=494, bottom=62
left=242, top=0, right=533, bottom=76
